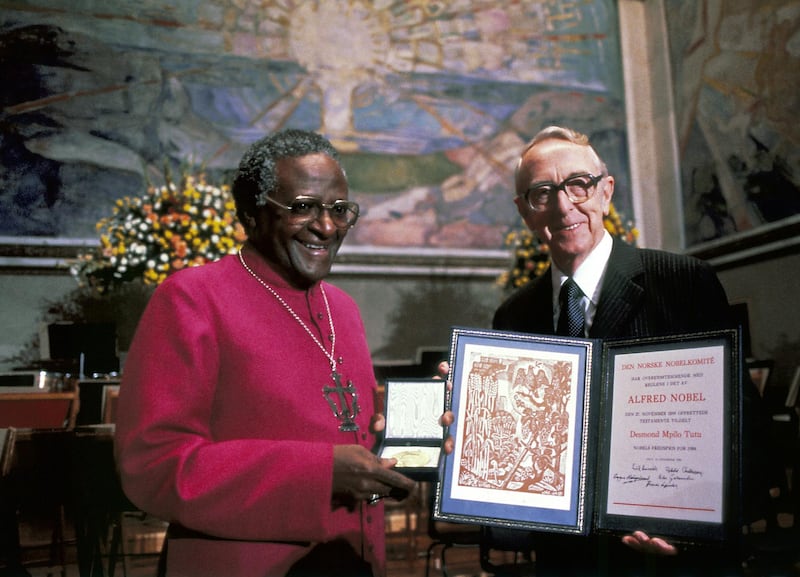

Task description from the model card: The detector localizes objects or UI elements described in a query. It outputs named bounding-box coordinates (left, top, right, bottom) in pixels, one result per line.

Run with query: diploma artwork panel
left=436, top=328, right=597, bottom=534
left=456, top=353, right=575, bottom=497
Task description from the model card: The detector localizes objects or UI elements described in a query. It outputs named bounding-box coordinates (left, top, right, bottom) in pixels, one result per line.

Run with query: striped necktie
left=557, top=278, right=585, bottom=337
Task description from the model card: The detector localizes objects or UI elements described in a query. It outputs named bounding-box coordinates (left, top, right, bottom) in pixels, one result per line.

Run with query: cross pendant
left=322, top=371, right=360, bottom=432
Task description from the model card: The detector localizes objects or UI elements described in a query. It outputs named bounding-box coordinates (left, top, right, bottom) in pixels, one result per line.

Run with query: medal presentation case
left=376, top=378, right=447, bottom=481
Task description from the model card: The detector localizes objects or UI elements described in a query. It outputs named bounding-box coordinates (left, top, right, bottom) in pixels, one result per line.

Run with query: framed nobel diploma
left=596, top=329, right=740, bottom=543
left=435, top=327, right=600, bottom=534
left=377, top=378, right=447, bottom=481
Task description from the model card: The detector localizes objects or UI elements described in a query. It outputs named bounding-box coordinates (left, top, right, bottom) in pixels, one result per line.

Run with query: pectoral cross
left=322, top=371, right=360, bottom=432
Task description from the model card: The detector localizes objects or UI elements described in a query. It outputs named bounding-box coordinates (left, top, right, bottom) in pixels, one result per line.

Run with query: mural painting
left=666, top=0, right=800, bottom=246
left=1, top=0, right=628, bottom=251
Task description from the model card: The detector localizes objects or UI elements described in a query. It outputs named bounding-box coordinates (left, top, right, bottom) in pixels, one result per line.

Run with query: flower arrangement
left=497, top=203, right=639, bottom=290
left=72, top=174, right=246, bottom=293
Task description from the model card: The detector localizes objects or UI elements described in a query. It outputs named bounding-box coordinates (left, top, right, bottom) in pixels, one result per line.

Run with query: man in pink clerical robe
left=115, top=129, right=417, bottom=577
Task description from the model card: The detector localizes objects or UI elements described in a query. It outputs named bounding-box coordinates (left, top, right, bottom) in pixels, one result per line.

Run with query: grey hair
left=515, top=125, right=607, bottom=176
left=231, top=129, right=345, bottom=223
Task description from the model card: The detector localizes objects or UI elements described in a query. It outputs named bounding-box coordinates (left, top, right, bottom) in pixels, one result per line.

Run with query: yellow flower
left=71, top=173, right=244, bottom=292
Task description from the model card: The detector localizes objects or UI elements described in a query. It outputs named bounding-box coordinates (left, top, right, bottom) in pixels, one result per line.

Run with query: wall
left=718, top=251, right=800, bottom=390
left=0, top=267, right=506, bottom=373
left=0, top=273, right=76, bottom=368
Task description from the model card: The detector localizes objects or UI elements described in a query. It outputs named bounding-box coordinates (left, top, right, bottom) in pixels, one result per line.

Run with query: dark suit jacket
left=493, top=237, right=733, bottom=338
left=491, top=238, right=768, bottom=576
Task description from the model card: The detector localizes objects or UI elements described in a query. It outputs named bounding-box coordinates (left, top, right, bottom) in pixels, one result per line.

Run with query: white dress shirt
left=550, top=231, right=614, bottom=336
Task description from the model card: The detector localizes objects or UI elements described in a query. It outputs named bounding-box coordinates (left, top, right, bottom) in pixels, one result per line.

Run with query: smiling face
left=515, top=138, right=614, bottom=275
left=245, top=153, right=350, bottom=289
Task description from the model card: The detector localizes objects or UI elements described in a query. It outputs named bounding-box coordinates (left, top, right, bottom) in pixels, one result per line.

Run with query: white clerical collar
left=551, top=231, right=613, bottom=309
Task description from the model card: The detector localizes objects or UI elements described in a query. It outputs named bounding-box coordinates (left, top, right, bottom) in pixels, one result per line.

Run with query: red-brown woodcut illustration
left=457, top=352, right=575, bottom=497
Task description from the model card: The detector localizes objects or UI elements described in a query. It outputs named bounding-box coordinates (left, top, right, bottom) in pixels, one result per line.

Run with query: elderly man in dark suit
left=491, top=126, right=768, bottom=576
left=494, top=125, right=733, bottom=341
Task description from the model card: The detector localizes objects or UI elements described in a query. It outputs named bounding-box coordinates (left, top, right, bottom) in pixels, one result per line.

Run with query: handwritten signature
left=612, top=463, right=703, bottom=488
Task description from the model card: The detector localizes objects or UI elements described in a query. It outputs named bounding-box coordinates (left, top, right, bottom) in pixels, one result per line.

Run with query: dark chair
left=479, top=526, right=537, bottom=577
left=0, top=427, right=74, bottom=577
left=741, top=406, right=800, bottom=575
left=101, top=385, right=120, bottom=425
left=70, top=425, right=165, bottom=577
left=75, top=379, right=121, bottom=427
left=0, top=390, right=79, bottom=430
left=424, top=483, right=481, bottom=577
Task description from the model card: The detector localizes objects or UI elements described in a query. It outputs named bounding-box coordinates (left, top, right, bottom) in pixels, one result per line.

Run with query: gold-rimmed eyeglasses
left=520, top=173, right=605, bottom=212
left=263, top=195, right=360, bottom=228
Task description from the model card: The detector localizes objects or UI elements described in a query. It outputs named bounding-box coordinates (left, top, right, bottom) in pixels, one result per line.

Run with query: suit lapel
left=590, top=240, right=645, bottom=338
left=522, top=269, right=557, bottom=335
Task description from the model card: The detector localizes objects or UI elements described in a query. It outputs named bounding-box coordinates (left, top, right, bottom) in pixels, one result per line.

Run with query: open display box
left=376, top=378, right=447, bottom=481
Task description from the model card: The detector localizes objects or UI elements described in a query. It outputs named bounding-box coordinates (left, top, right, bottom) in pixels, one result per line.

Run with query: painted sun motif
left=217, top=0, right=621, bottom=155
left=0, top=0, right=628, bottom=244
left=287, top=2, right=391, bottom=146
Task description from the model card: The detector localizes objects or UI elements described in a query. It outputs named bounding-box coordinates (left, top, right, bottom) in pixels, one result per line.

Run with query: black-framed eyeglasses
left=520, top=173, right=605, bottom=212
left=263, top=195, right=360, bottom=228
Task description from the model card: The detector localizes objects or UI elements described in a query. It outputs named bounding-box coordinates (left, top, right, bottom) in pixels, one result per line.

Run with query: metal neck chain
left=238, top=250, right=337, bottom=371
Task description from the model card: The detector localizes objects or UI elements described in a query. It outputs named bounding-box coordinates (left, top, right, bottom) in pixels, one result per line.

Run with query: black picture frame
left=595, top=329, right=741, bottom=543
left=746, top=358, right=774, bottom=398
